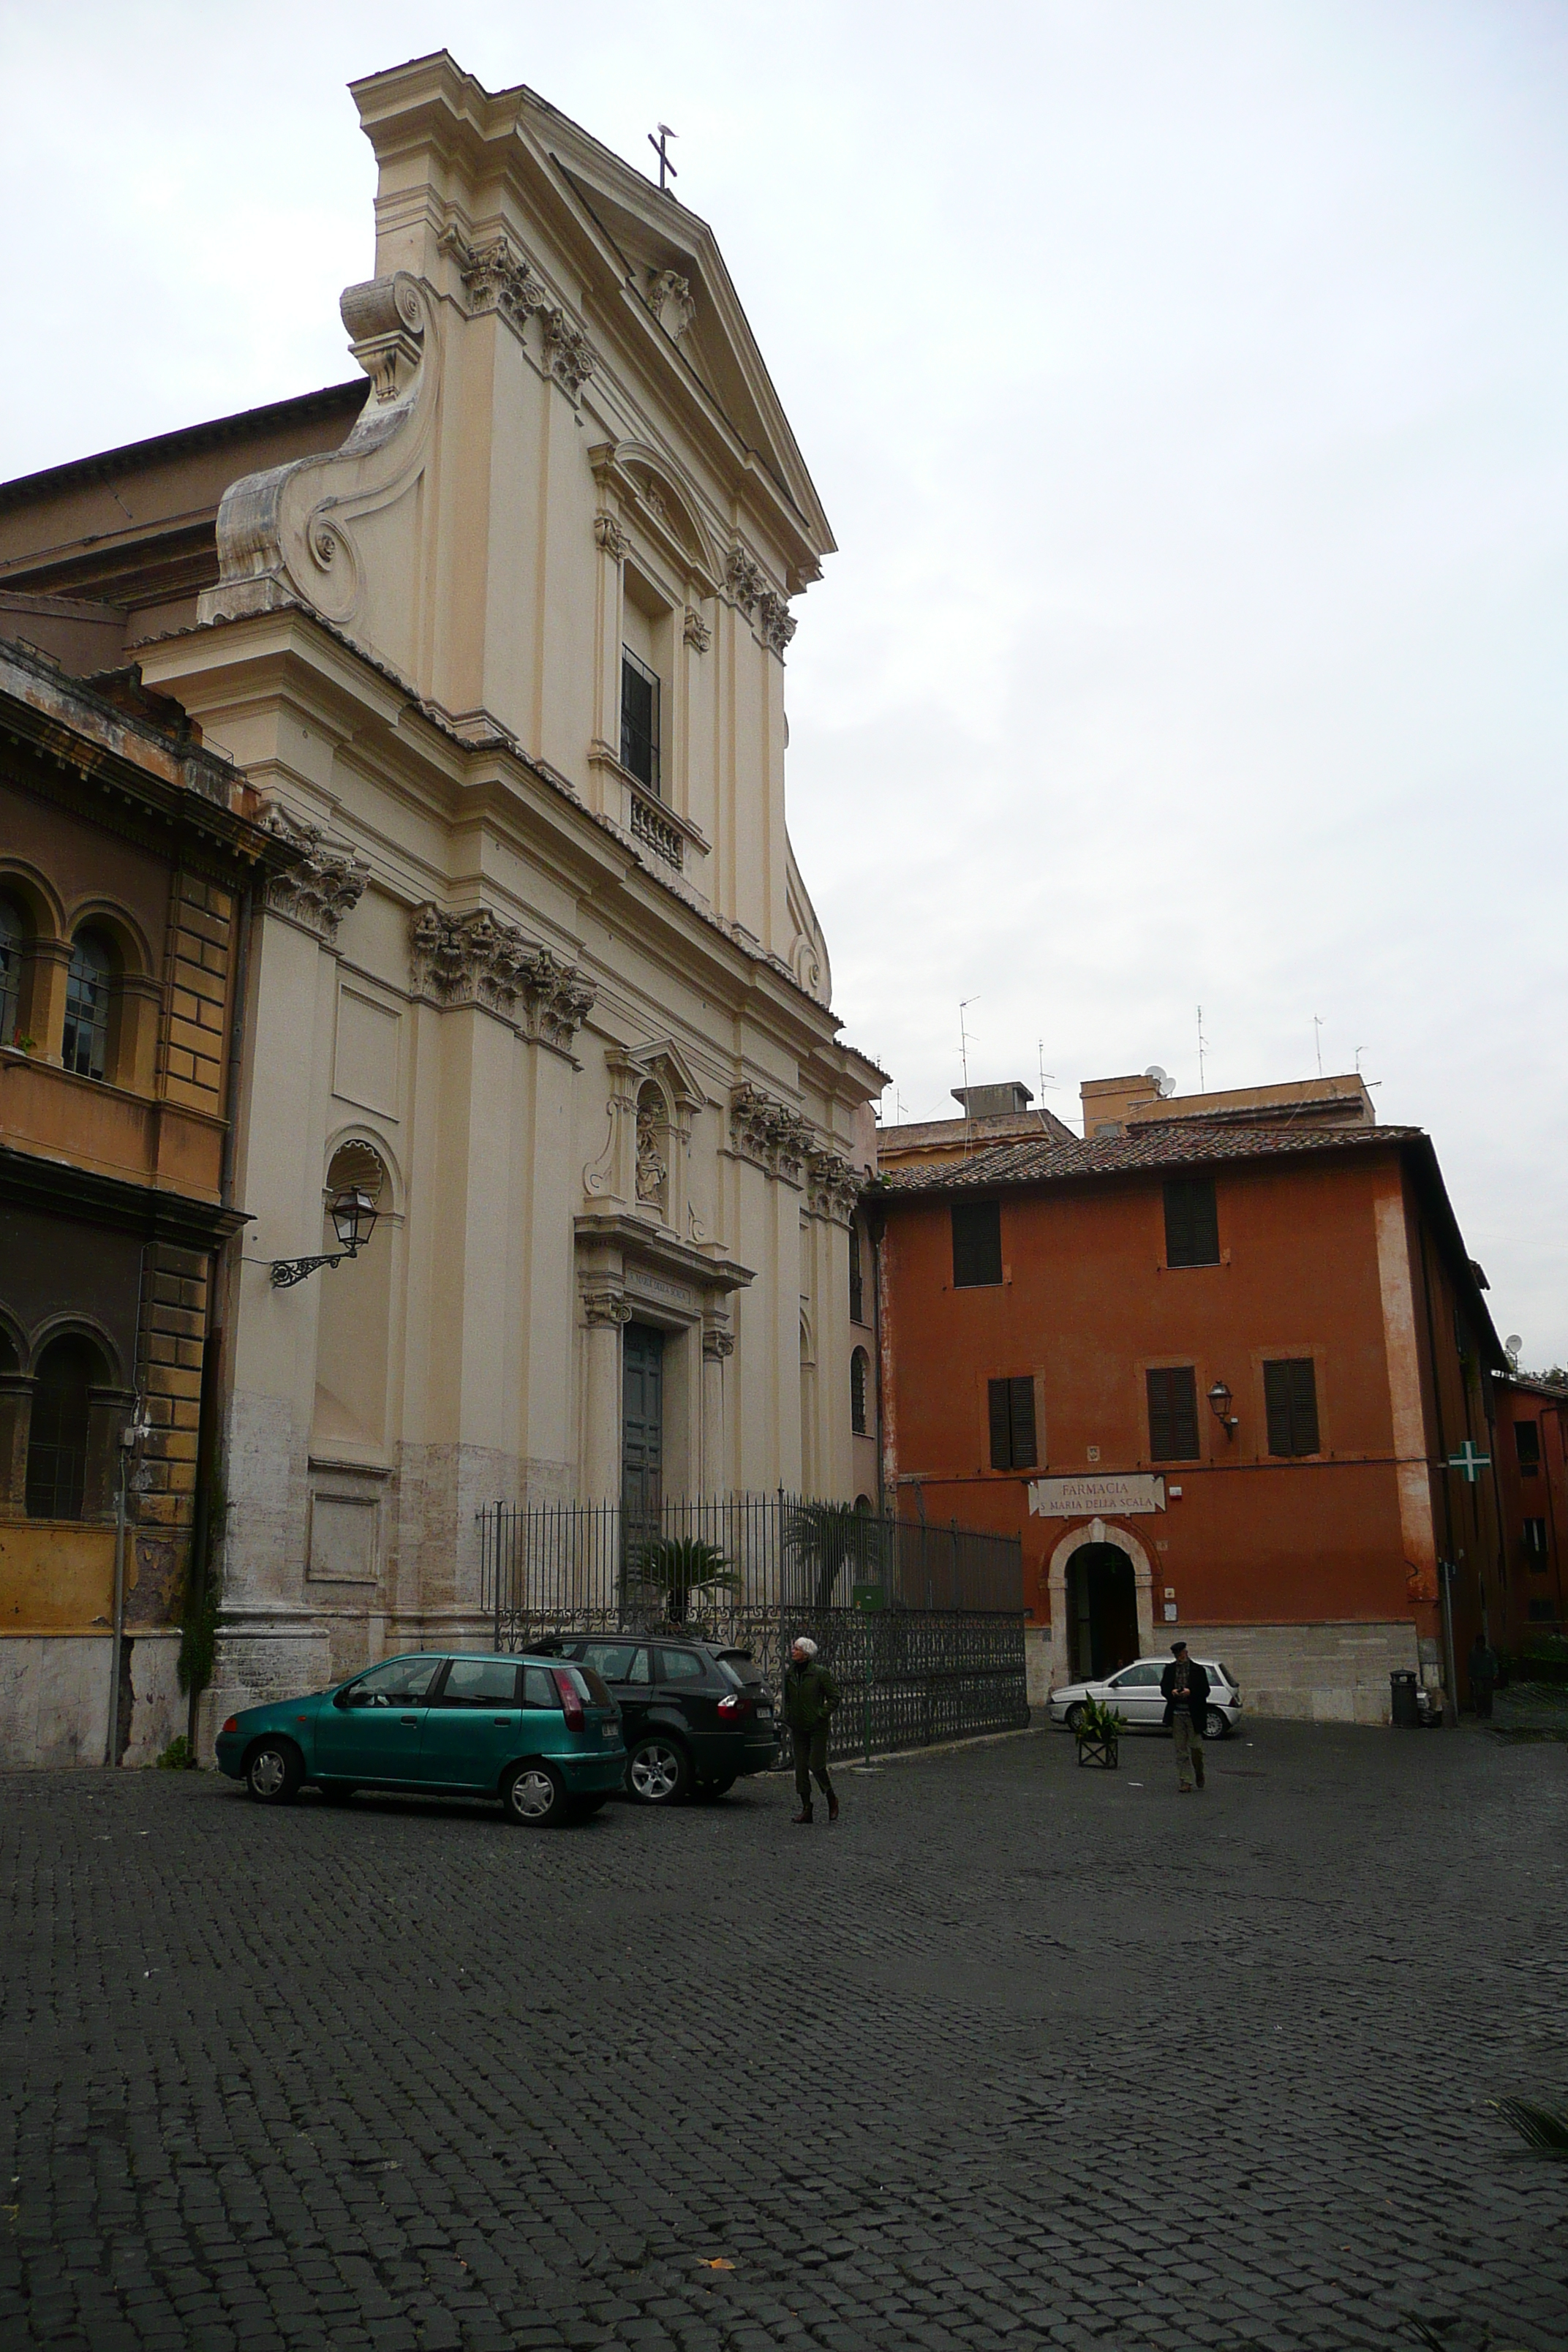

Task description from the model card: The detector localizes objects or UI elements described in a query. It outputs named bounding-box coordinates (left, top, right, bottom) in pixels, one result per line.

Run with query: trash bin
left=1390, top=1668, right=1420, bottom=1729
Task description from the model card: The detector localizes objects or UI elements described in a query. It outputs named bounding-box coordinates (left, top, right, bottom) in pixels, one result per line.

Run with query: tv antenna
left=1313, top=1014, right=1324, bottom=1079
left=959, top=999, right=978, bottom=1156
left=1144, top=1063, right=1175, bottom=1100
left=1196, top=1005, right=1209, bottom=1093
left=648, top=124, right=678, bottom=192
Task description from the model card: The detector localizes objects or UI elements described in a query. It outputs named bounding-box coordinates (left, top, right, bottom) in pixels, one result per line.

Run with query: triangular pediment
left=608, top=1036, right=706, bottom=1111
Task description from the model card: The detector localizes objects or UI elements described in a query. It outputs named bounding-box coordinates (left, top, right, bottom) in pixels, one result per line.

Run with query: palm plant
left=634, top=1535, right=740, bottom=1627
left=1496, top=2097, right=1568, bottom=2155
left=783, top=1501, right=886, bottom=1608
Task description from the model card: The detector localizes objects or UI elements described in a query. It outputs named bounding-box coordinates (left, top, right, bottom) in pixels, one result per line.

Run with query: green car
left=214, top=1651, right=625, bottom=1826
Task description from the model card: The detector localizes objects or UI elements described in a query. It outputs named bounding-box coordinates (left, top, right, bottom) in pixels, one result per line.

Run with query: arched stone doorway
left=1065, top=1544, right=1139, bottom=1679
left=1046, top=1517, right=1155, bottom=1689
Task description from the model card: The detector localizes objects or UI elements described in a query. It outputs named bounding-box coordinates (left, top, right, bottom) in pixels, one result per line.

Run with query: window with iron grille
left=1524, top=1517, right=1549, bottom=1565
left=1146, top=1365, right=1200, bottom=1461
left=619, top=647, right=660, bottom=794
left=1163, top=1176, right=1219, bottom=1268
left=1263, top=1358, right=1320, bottom=1457
left=849, top=1221, right=865, bottom=1324
left=1515, top=1420, right=1542, bottom=1476
left=951, top=1199, right=1002, bottom=1288
left=987, top=1376, right=1038, bottom=1471
left=851, top=1347, right=870, bottom=1436
left=62, top=931, right=113, bottom=1081
left=25, top=1335, right=96, bottom=1520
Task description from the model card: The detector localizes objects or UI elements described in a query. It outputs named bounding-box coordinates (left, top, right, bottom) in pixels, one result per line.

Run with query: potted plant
left=1073, top=1693, right=1128, bottom=1768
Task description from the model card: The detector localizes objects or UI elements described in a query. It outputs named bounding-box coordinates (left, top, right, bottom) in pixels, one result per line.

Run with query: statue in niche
left=635, top=1087, right=668, bottom=1216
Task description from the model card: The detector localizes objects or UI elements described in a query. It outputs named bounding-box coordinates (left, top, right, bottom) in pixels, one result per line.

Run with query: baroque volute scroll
left=200, top=272, right=438, bottom=641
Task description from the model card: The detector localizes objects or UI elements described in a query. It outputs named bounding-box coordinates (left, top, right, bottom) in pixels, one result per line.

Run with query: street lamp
left=270, top=1187, right=380, bottom=1289
left=1207, top=1379, right=1239, bottom=1439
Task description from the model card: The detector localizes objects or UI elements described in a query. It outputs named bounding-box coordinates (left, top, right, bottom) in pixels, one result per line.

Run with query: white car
left=1049, top=1656, right=1242, bottom=1741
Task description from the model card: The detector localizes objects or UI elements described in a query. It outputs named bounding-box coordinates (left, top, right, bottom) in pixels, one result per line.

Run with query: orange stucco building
left=870, top=1074, right=1509, bottom=1722
left=1492, top=1375, right=1568, bottom=1649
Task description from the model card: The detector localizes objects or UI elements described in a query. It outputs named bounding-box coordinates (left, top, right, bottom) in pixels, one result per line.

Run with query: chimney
left=1079, top=1073, right=1162, bottom=1138
left=951, top=1081, right=1034, bottom=1120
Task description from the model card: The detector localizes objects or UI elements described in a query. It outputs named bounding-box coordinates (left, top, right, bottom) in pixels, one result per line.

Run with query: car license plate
left=602, top=1724, right=618, bottom=1741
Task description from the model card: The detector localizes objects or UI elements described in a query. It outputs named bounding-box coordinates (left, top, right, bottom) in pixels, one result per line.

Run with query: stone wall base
left=1029, top=1618, right=1421, bottom=1726
left=0, top=1629, right=183, bottom=1766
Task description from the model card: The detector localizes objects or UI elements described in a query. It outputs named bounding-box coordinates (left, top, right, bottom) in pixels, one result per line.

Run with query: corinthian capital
left=263, top=806, right=369, bottom=943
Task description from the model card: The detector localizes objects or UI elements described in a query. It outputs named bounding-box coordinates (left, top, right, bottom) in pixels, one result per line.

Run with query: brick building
left=0, top=638, right=284, bottom=1762
left=1492, top=1374, right=1568, bottom=1648
left=870, top=1071, right=1509, bottom=1722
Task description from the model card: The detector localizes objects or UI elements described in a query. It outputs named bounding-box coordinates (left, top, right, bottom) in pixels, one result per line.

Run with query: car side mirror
left=336, top=1688, right=370, bottom=1710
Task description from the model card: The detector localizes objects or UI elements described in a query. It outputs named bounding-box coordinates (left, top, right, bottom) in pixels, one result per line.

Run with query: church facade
left=1, top=53, right=881, bottom=1750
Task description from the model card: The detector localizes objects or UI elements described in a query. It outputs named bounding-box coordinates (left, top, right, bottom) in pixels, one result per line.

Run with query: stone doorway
left=1066, top=1542, right=1140, bottom=1680
left=622, top=1322, right=665, bottom=1531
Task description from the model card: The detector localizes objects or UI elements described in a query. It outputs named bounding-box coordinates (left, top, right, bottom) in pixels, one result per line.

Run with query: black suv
left=533, top=1635, right=778, bottom=1803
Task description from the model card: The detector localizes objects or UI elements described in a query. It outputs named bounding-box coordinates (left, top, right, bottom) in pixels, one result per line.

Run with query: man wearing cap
left=783, top=1637, right=840, bottom=1824
left=1161, top=1641, right=1210, bottom=1793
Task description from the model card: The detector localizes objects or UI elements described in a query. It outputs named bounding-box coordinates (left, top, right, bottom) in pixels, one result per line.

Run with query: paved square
left=1, top=1719, right=1564, bottom=2351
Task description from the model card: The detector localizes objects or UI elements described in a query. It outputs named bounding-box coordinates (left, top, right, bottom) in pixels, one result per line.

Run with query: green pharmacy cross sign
left=1447, top=1440, right=1490, bottom=1485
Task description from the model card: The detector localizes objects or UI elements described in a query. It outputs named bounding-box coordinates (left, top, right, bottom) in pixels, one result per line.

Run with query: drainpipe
left=105, top=1434, right=129, bottom=1768
left=868, top=1207, right=887, bottom=1520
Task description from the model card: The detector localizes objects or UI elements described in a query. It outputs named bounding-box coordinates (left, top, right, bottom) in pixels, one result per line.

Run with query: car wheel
left=1063, top=1703, right=1085, bottom=1733
left=244, top=1740, right=302, bottom=1805
left=692, top=1773, right=737, bottom=1801
left=504, top=1762, right=568, bottom=1826
left=626, top=1735, right=689, bottom=1806
left=1205, top=1707, right=1229, bottom=1741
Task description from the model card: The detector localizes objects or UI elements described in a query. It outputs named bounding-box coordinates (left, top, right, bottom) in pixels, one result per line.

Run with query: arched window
left=851, top=1346, right=870, bottom=1437
left=0, top=899, right=23, bottom=1046
left=26, top=1335, right=99, bottom=1520
left=848, top=1220, right=864, bottom=1324
left=62, top=930, right=114, bottom=1080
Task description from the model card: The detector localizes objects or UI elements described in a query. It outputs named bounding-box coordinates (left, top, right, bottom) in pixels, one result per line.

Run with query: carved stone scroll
left=682, top=607, right=712, bottom=653
left=543, top=309, right=596, bottom=395
left=729, top=1082, right=814, bottom=1184
left=438, top=227, right=548, bottom=334
left=409, top=905, right=595, bottom=1049
left=724, top=545, right=767, bottom=614
left=263, top=807, right=369, bottom=943
left=758, top=588, right=797, bottom=656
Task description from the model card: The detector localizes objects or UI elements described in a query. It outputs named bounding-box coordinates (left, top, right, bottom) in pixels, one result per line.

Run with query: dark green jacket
left=783, top=1659, right=840, bottom=1733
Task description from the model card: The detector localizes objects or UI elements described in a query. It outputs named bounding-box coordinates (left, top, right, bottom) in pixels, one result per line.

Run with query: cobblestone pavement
left=2, top=1719, right=1566, bottom=2352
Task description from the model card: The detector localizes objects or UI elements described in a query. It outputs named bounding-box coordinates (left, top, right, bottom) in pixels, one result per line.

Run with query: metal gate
left=478, top=1494, right=1028, bottom=1761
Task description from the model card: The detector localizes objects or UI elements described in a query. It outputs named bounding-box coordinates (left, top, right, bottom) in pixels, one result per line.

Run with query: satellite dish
left=1506, top=1334, right=1523, bottom=1368
left=1144, top=1064, right=1175, bottom=1099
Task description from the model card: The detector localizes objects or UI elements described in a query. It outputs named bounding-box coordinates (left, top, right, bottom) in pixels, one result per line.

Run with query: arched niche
left=312, top=1138, right=394, bottom=1457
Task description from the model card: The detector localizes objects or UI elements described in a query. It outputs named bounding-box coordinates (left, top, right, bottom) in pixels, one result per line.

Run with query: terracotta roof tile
left=878, top=1119, right=1425, bottom=1194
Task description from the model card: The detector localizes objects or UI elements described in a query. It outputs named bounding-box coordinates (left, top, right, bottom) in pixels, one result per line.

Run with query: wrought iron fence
left=477, top=1493, right=1028, bottom=1760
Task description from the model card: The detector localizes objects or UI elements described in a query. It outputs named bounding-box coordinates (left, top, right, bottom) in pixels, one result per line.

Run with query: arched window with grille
left=0, top=899, right=23, bottom=1047
left=851, top=1346, right=870, bottom=1437
left=62, top=930, right=114, bottom=1080
left=26, top=1335, right=99, bottom=1520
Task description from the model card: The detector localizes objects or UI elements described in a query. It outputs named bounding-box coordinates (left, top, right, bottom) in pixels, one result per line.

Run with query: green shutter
left=1009, top=1376, right=1038, bottom=1469
left=988, top=1379, right=1011, bottom=1469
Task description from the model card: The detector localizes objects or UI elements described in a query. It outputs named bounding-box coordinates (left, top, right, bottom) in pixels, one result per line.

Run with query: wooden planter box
left=1075, top=1733, right=1119, bottom=1768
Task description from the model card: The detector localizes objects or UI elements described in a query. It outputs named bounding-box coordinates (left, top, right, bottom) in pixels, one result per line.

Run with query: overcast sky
left=4, top=2, right=1566, bottom=1360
